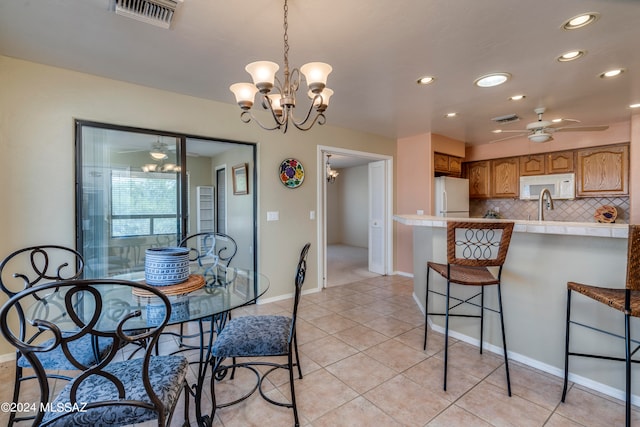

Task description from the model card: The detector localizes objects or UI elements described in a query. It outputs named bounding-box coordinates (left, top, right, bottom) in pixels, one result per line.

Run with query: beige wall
left=339, top=165, right=369, bottom=248
left=0, top=55, right=395, bottom=356
left=326, top=164, right=369, bottom=247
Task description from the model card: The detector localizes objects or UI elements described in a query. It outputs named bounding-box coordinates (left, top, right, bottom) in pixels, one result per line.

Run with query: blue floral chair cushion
left=41, top=355, right=188, bottom=426
left=17, top=334, right=112, bottom=370
left=212, top=315, right=292, bottom=358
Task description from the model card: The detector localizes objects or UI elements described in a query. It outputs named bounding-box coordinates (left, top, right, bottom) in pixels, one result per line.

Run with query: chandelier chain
left=283, top=0, right=290, bottom=89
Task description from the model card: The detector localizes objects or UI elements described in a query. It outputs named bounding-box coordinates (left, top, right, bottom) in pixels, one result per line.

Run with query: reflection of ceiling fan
left=491, top=108, right=609, bottom=143
left=118, top=139, right=183, bottom=158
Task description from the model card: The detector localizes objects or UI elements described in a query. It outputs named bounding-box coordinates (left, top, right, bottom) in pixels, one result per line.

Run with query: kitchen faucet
left=538, top=188, right=554, bottom=221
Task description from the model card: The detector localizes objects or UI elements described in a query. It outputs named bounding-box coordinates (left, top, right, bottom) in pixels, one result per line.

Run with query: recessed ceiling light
left=474, top=72, right=511, bottom=88
left=557, top=50, right=586, bottom=62
left=492, top=129, right=503, bottom=134
left=509, top=95, right=525, bottom=101
left=562, top=12, right=600, bottom=30
left=417, top=76, right=436, bottom=85
left=600, top=69, right=624, bottom=78
left=630, top=103, right=640, bottom=109
left=445, top=112, right=458, bottom=118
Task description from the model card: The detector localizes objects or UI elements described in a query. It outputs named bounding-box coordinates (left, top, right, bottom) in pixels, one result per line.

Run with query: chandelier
left=141, top=162, right=180, bottom=173
left=229, top=0, right=333, bottom=133
left=326, top=154, right=339, bottom=183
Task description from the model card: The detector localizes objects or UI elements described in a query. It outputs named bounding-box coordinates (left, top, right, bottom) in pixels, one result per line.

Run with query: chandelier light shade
left=229, top=0, right=333, bottom=132
left=326, top=154, right=339, bottom=183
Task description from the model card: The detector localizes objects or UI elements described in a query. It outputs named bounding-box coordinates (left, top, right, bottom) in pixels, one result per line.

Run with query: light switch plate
left=267, top=211, right=279, bottom=221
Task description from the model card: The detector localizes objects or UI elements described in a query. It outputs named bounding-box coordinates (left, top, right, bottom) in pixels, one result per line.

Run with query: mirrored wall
left=75, top=120, right=256, bottom=278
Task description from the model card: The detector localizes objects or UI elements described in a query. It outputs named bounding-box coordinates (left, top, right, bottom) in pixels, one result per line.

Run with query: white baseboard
left=0, top=352, right=15, bottom=364
left=413, top=292, right=640, bottom=406
left=394, top=270, right=414, bottom=278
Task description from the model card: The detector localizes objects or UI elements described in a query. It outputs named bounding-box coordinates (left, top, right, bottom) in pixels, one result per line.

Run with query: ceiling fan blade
left=494, top=129, right=529, bottom=133
left=489, top=133, right=527, bottom=143
left=117, top=149, right=147, bottom=154
left=555, top=125, right=609, bottom=132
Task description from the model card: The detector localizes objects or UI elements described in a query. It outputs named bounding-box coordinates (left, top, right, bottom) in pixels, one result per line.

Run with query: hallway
left=326, top=244, right=380, bottom=287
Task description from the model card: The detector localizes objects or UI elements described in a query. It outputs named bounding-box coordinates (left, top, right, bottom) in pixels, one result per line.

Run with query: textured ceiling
left=1, top=0, right=639, bottom=146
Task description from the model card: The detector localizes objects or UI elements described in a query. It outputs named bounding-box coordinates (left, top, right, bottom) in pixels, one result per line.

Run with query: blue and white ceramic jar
left=144, top=247, right=190, bottom=286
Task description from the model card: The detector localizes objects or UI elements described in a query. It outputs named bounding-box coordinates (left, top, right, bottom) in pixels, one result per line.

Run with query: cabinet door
left=448, top=156, right=462, bottom=175
left=547, top=151, right=574, bottom=174
left=576, top=144, right=628, bottom=197
left=491, top=157, right=519, bottom=198
left=467, top=161, right=491, bottom=199
left=434, top=153, right=450, bottom=173
left=520, top=155, right=545, bottom=176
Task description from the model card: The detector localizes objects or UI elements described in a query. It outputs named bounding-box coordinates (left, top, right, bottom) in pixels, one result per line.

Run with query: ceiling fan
left=490, top=108, right=609, bottom=143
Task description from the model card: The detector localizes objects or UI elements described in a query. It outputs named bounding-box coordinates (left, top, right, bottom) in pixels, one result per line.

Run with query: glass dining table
left=26, top=264, right=270, bottom=426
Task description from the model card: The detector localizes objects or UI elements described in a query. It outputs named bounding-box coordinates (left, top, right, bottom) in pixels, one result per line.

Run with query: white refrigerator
left=434, top=176, right=470, bottom=217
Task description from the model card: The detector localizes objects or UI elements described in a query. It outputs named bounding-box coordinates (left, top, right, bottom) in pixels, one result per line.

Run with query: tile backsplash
left=470, top=197, right=629, bottom=223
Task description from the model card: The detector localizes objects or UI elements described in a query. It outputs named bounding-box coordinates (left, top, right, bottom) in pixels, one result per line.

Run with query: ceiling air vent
left=491, top=114, right=520, bottom=124
left=115, top=0, right=181, bottom=29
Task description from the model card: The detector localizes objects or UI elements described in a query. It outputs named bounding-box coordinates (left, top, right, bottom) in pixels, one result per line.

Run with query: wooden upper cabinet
left=576, top=144, right=629, bottom=197
left=466, top=160, right=491, bottom=199
left=520, top=151, right=574, bottom=176
left=434, top=153, right=449, bottom=172
left=491, top=157, right=519, bottom=198
left=448, top=156, right=462, bottom=175
left=547, top=151, right=574, bottom=174
left=520, top=155, right=545, bottom=176
left=434, top=152, right=462, bottom=177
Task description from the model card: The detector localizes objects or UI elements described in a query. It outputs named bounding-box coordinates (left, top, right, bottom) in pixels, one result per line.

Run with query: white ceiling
left=1, top=0, right=640, bottom=148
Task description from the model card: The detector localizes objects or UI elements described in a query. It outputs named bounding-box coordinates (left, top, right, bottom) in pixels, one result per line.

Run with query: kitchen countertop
left=393, top=214, right=629, bottom=239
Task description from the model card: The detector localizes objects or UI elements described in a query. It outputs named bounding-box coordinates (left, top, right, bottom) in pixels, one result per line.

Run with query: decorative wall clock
left=279, top=158, right=304, bottom=188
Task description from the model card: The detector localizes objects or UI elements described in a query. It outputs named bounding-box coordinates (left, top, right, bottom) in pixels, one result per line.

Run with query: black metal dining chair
left=179, top=232, right=238, bottom=273
left=209, top=242, right=310, bottom=427
left=0, top=245, right=113, bottom=426
left=172, top=232, right=238, bottom=347
left=423, top=221, right=515, bottom=395
left=0, top=278, right=190, bottom=426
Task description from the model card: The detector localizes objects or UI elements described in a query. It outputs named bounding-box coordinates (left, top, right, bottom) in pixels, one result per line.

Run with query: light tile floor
left=1, top=274, right=638, bottom=426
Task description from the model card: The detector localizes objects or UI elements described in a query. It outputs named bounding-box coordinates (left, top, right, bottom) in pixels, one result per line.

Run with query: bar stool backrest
left=446, top=221, right=515, bottom=268
left=626, top=224, right=640, bottom=291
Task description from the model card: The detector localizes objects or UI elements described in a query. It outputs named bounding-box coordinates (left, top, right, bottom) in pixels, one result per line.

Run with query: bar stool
left=423, top=221, right=515, bottom=395
left=562, top=224, right=640, bottom=427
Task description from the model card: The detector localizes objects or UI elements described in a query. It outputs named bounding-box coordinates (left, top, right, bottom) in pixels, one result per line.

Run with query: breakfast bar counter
left=394, top=214, right=633, bottom=402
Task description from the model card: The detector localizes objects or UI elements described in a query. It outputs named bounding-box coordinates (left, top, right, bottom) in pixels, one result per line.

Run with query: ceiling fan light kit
left=229, top=0, right=333, bottom=132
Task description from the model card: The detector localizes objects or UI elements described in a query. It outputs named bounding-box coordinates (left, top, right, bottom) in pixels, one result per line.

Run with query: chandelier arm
left=289, top=95, right=322, bottom=129
left=239, top=110, right=283, bottom=131
left=291, top=111, right=325, bottom=131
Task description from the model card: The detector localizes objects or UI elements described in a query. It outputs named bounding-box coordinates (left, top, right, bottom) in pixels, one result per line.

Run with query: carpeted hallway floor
left=326, top=244, right=380, bottom=287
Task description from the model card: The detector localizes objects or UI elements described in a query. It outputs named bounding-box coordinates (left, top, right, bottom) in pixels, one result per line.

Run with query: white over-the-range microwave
left=519, top=173, right=576, bottom=200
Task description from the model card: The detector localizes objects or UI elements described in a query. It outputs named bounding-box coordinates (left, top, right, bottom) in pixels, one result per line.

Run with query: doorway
left=317, top=146, right=393, bottom=288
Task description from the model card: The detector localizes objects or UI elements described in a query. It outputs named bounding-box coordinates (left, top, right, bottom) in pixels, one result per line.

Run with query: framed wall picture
left=232, top=163, right=248, bottom=195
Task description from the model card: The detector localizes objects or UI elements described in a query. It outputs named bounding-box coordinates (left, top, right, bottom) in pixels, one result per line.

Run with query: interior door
left=368, top=160, right=386, bottom=275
